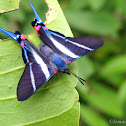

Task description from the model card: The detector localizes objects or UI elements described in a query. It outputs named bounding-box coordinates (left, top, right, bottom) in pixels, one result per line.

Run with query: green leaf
left=80, top=104, right=109, bottom=126
left=0, top=39, right=24, bottom=76
left=3, top=7, right=26, bottom=23
left=68, top=0, right=88, bottom=10
left=103, top=75, right=125, bottom=87
left=0, top=16, right=10, bottom=38
left=77, top=82, right=123, bottom=118
left=118, top=81, right=126, bottom=105
left=45, top=0, right=73, bottom=37
left=76, top=56, right=95, bottom=81
left=115, top=0, right=126, bottom=17
left=64, top=10, right=121, bottom=37
left=88, top=0, right=106, bottom=11
left=0, top=0, right=20, bottom=13
left=101, top=55, right=126, bottom=77
left=0, top=0, right=80, bottom=125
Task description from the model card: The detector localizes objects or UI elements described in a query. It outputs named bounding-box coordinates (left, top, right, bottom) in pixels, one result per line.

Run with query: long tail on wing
left=29, top=1, right=44, bottom=25
left=0, top=27, right=19, bottom=43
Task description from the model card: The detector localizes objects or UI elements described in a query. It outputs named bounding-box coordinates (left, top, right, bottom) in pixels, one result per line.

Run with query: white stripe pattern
left=31, top=48, right=50, bottom=80
left=65, top=39, right=94, bottom=51
left=49, top=37, right=79, bottom=59
left=29, top=64, right=36, bottom=92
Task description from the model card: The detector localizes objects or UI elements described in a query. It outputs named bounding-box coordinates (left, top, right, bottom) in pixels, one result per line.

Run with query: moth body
left=39, top=44, right=69, bottom=73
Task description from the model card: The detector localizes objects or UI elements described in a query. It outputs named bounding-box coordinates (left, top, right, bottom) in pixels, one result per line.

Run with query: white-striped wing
left=17, top=39, right=56, bottom=101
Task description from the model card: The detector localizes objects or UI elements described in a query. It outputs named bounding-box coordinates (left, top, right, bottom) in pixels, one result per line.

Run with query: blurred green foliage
left=60, top=0, right=126, bottom=126
left=0, top=0, right=48, bottom=38
left=0, top=0, right=126, bottom=126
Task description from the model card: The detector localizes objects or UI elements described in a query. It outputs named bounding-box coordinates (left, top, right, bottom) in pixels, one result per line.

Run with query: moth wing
left=17, top=39, right=57, bottom=101
left=17, top=63, right=55, bottom=101
left=29, top=2, right=104, bottom=63
left=49, top=30, right=104, bottom=62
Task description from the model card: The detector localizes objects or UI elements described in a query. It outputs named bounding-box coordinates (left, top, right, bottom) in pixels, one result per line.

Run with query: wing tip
left=99, top=39, right=104, bottom=47
left=88, top=37, right=104, bottom=49
left=17, top=89, right=32, bottom=101
left=17, top=96, right=27, bottom=101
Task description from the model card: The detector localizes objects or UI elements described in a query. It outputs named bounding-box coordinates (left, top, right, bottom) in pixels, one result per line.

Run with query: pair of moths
left=0, top=2, right=104, bottom=101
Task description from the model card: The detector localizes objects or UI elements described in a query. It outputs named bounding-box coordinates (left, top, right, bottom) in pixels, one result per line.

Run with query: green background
left=0, top=0, right=126, bottom=126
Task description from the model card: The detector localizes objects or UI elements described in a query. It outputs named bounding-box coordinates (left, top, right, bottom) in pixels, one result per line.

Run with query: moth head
left=63, top=68, right=70, bottom=75
left=60, top=67, right=70, bottom=75
left=14, top=31, right=27, bottom=48
left=31, top=18, right=44, bottom=27
left=14, top=31, right=21, bottom=42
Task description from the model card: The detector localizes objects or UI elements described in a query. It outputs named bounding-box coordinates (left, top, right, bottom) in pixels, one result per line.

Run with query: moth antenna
left=69, top=71, right=86, bottom=85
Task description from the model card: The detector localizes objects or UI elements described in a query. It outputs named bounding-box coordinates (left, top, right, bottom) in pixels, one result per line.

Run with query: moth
left=0, top=2, right=104, bottom=101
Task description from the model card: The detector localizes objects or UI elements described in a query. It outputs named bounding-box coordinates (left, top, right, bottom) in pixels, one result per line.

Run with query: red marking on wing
left=34, top=25, right=41, bottom=31
left=54, top=70, right=58, bottom=74
left=67, top=61, right=71, bottom=64
left=21, top=41, right=25, bottom=48
left=21, top=34, right=26, bottom=39
left=37, top=32, right=40, bottom=37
